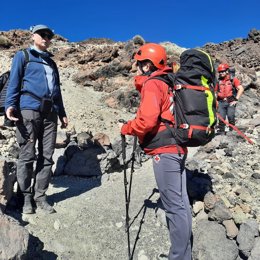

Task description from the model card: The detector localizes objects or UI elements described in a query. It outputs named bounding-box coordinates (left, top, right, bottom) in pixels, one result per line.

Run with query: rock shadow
left=49, top=175, right=101, bottom=204
left=26, top=233, right=58, bottom=260
left=49, top=144, right=106, bottom=204
left=186, top=168, right=213, bottom=203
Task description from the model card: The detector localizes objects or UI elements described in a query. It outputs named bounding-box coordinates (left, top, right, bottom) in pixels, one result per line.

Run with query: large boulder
left=0, top=159, right=15, bottom=212
left=0, top=214, right=29, bottom=260
left=192, top=220, right=239, bottom=260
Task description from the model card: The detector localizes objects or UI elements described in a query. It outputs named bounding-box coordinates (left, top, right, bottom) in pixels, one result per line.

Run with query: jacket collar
left=134, top=67, right=172, bottom=92
left=30, top=46, right=53, bottom=58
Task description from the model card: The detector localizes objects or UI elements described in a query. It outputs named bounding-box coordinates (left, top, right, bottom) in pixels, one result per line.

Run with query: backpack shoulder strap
left=19, top=49, right=30, bottom=79
left=49, top=58, right=60, bottom=85
left=143, top=73, right=174, bottom=101
left=147, top=73, right=175, bottom=92
left=230, top=77, right=236, bottom=88
left=21, top=49, right=30, bottom=65
left=18, top=49, right=31, bottom=90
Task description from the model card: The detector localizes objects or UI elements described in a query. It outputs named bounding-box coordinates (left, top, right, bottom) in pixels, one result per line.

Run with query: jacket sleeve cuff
left=121, top=121, right=134, bottom=135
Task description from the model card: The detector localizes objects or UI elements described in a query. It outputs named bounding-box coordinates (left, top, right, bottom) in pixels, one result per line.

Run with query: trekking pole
left=217, top=113, right=254, bottom=145
left=127, top=136, right=137, bottom=213
left=119, top=120, right=131, bottom=259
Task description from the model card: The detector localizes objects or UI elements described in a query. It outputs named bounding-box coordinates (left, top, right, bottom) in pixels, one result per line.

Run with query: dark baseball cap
left=30, top=24, right=54, bottom=36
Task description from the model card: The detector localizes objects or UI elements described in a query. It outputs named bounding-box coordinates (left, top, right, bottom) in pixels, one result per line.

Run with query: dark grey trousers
left=16, top=110, right=57, bottom=201
left=152, top=153, right=192, bottom=260
left=218, top=100, right=236, bottom=132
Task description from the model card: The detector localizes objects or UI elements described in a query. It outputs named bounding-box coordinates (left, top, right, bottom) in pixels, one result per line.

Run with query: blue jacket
left=5, top=48, right=66, bottom=119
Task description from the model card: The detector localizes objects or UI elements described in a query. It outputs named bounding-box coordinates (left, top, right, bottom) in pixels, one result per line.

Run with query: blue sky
left=1, top=0, right=259, bottom=48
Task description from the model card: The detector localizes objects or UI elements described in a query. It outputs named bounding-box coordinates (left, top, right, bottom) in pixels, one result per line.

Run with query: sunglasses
left=38, top=32, right=53, bottom=40
left=219, top=70, right=227, bottom=73
left=136, top=61, right=143, bottom=67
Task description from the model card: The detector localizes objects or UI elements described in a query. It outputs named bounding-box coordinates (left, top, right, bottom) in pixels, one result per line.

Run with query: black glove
left=227, top=96, right=238, bottom=103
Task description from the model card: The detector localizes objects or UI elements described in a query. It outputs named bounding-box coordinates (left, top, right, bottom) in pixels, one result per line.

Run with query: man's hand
left=60, top=117, right=68, bottom=128
left=6, top=107, right=19, bottom=121
left=118, top=122, right=124, bottom=131
left=229, top=101, right=237, bottom=106
left=227, top=96, right=238, bottom=105
left=118, top=119, right=127, bottom=134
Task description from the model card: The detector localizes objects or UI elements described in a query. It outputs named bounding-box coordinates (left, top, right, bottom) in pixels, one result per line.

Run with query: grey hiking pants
left=152, top=153, right=192, bottom=260
left=218, top=100, right=236, bottom=132
left=16, top=110, right=57, bottom=201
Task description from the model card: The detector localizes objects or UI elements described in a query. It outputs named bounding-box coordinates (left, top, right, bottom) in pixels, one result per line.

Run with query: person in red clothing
left=119, top=43, right=192, bottom=260
left=216, top=63, right=244, bottom=134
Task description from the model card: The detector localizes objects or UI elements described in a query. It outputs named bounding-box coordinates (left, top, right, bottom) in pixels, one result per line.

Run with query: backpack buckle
left=181, top=123, right=189, bottom=129
left=206, top=126, right=212, bottom=134
left=175, top=84, right=182, bottom=90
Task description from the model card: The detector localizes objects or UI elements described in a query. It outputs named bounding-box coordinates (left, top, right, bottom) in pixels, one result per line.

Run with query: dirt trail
left=21, top=160, right=170, bottom=260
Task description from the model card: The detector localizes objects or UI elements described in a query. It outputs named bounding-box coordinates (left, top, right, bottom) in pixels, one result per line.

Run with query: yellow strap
left=196, top=49, right=214, bottom=73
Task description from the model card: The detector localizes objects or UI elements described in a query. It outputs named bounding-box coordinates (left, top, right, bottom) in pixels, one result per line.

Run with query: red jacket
left=216, top=75, right=241, bottom=100
left=121, top=67, right=187, bottom=155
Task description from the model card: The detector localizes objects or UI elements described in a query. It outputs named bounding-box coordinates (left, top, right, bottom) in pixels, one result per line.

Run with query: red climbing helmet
left=217, top=63, right=229, bottom=72
left=134, top=43, right=167, bottom=70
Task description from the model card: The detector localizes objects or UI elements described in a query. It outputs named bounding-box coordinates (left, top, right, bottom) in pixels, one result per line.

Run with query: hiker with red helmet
left=216, top=63, right=244, bottom=134
left=118, top=43, right=192, bottom=260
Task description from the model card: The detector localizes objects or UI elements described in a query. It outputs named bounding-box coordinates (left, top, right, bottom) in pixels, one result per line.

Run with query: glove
left=227, top=96, right=238, bottom=103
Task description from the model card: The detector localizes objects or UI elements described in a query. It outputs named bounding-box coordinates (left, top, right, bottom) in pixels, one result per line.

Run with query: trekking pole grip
left=121, top=134, right=126, bottom=161
left=119, top=119, right=127, bottom=161
left=118, top=119, right=127, bottom=124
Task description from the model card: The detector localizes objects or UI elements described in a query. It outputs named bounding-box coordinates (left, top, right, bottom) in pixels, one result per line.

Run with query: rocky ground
left=0, top=29, right=260, bottom=260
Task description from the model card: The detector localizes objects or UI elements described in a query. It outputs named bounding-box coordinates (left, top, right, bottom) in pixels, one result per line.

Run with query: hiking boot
left=23, top=195, right=34, bottom=214
left=36, top=200, right=56, bottom=214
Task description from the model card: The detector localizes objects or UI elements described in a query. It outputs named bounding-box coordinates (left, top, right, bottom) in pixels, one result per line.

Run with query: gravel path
left=21, top=160, right=170, bottom=260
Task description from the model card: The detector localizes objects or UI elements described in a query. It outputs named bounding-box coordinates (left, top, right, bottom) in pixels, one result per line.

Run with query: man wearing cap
left=5, top=24, right=68, bottom=214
